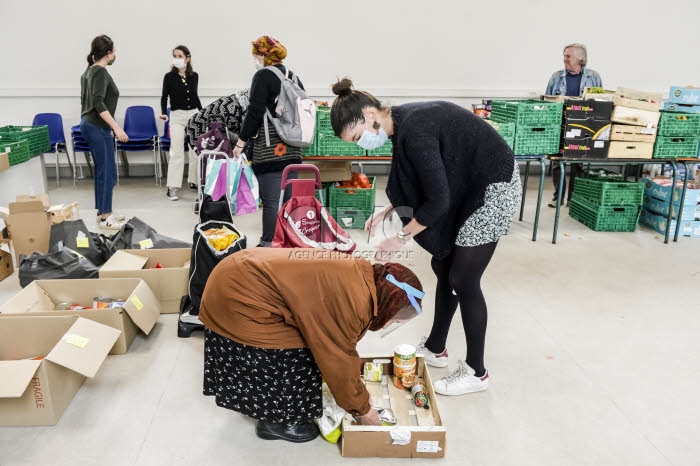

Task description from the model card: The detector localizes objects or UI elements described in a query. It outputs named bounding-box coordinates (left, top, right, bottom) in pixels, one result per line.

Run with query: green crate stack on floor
left=490, top=100, right=563, bottom=155
left=0, top=126, right=51, bottom=157
left=314, top=106, right=366, bottom=156
left=653, top=111, right=700, bottom=159
left=569, top=177, right=644, bottom=232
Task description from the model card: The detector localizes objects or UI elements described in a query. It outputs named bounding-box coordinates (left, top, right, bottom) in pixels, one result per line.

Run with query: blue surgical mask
left=357, top=124, right=388, bottom=150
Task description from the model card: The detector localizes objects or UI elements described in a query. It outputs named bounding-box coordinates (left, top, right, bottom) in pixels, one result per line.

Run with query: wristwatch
left=397, top=230, right=410, bottom=242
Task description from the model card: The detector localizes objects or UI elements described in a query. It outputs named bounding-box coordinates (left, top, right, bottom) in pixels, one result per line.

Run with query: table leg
left=674, top=161, right=691, bottom=242
left=519, top=161, right=530, bottom=221
left=552, top=161, right=566, bottom=244
left=665, top=161, right=678, bottom=244
left=533, top=158, right=545, bottom=242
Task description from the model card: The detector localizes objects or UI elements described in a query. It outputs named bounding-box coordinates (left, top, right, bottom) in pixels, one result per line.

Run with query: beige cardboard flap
left=0, top=281, right=55, bottom=314
left=99, top=251, right=149, bottom=272
left=45, top=317, right=120, bottom=378
left=0, top=360, right=41, bottom=398
left=121, top=280, right=161, bottom=334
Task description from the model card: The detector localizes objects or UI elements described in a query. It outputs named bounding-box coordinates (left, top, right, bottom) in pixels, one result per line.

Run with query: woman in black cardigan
left=330, top=78, right=521, bottom=397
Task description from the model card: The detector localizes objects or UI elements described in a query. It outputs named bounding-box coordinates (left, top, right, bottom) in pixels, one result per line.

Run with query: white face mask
left=173, top=58, right=186, bottom=70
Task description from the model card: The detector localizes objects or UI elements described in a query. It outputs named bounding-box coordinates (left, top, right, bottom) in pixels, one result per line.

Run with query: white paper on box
left=416, top=441, right=442, bottom=453
left=642, top=128, right=655, bottom=135
left=594, top=141, right=605, bottom=148
left=573, top=129, right=582, bottom=137
left=390, top=427, right=411, bottom=445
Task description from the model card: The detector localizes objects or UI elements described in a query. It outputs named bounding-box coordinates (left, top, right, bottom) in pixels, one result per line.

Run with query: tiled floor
left=1, top=172, right=699, bottom=466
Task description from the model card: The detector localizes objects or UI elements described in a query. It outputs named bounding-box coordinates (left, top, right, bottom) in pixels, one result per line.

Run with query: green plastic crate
left=653, top=136, right=700, bottom=159
left=1, top=139, right=31, bottom=166
left=0, top=125, right=51, bottom=156
left=513, top=126, right=562, bottom=155
left=316, top=106, right=333, bottom=134
left=491, top=100, right=564, bottom=127
left=569, top=198, right=640, bottom=232
left=572, top=178, right=644, bottom=206
left=328, top=177, right=376, bottom=218
left=302, top=133, right=317, bottom=156
left=585, top=169, right=625, bottom=181
left=367, top=140, right=392, bottom=156
left=317, top=132, right=366, bottom=156
left=658, top=111, right=700, bottom=137
left=486, top=120, right=516, bottom=149
left=334, top=207, right=372, bottom=229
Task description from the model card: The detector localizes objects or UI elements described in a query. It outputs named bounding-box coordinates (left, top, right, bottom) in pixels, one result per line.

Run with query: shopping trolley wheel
left=177, top=295, right=205, bottom=338
left=193, top=201, right=200, bottom=215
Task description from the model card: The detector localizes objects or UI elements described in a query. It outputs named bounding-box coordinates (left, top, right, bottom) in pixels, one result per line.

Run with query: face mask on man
left=173, top=58, right=186, bottom=70
left=356, top=120, right=389, bottom=150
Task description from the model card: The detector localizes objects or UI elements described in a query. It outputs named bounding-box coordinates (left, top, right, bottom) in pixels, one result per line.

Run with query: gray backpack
left=262, top=66, right=316, bottom=148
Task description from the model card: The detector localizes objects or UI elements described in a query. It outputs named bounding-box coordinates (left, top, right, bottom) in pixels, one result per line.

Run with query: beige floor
left=1, top=171, right=699, bottom=466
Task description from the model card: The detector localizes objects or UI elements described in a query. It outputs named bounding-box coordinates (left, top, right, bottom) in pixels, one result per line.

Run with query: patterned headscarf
left=251, top=36, right=287, bottom=66
left=370, top=263, right=424, bottom=331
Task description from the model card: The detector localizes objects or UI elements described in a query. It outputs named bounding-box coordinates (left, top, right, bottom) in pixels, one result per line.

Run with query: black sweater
left=238, top=65, right=304, bottom=142
left=387, top=102, right=516, bottom=259
left=160, top=71, right=202, bottom=115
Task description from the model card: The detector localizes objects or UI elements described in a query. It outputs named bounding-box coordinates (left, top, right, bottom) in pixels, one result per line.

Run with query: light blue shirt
left=545, top=67, right=603, bottom=97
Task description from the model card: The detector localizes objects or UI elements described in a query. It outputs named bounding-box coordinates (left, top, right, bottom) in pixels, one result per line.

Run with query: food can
left=54, top=302, right=72, bottom=311
left=108, top=301, right=126, bottom=309
left=68, top=304, right=86, bottom=311
left=411, top=382, right=430, bottom=409
left=363, top=362, right=383, bottom=382
left=93, top=297, right=113, bottom=309
left=393, top=344, right=417, bottom=389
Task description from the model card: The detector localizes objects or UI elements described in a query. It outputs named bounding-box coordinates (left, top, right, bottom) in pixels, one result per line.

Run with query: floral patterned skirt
left=203, top=329, right=323, bottom=424
left=456, top=161, right=522, bottom=247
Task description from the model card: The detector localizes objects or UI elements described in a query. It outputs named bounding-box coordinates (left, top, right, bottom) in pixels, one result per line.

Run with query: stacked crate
left=639, top=177, right=700, bottom=238
left=485, top=119, right=515, bottom=150
left=312, top=107, right=366, bottom=157
left=490, top=100, right=563, bottom=155
left=561, top=99, right=614, bottom=159
left=0, top=126, right=50, bottom=158
left=652, top=110, right=700, bottom=159
left=569, top=177, right=644, bottom=232
left=609, top=87, right=663, bottom=159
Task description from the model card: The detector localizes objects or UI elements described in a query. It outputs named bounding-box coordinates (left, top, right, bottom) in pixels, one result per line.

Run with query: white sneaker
left=180, top=310, right=203, bottom=326
left=167, top=187, right=179, bottom=201
left=433, top=360, right=489, bottom=396
left=416, top=336, right=449, bottom=368
left=98, top=215, right=126, bottom=231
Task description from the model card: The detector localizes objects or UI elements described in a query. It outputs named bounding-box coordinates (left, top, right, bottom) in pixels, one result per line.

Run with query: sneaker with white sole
left=167, top=187, right=179, bottom=201
left=98, top=215, right=126, bottom=231
left=416, top=336, right=449, bottom=368
left=433, top=360, right=489, bottom=396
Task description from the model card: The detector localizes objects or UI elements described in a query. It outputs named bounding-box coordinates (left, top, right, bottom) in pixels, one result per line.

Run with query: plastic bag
left=315, top=381, right=345, bottom=444
left=203, top=227, right=240, bottom=251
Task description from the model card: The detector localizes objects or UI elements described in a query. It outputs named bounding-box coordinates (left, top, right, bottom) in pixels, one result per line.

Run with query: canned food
left=68, top=304, right=87, bottom=311
left=54, top=302, right=72, bottom=311
left=108, top=301, right=125, bottom=308
left=393, top=344, right=417, bottom=389
left=93, top=297, right=113, bottom=309
left=411, top=382, right=429, bottom=409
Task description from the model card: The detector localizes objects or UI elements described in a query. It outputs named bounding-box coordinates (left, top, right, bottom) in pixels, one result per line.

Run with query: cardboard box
left=0, top=152, right=9, bottom=172
left=564, top=118, right=611, bottom=141
left=643, top=195, right=699, bottom=221
left=0, top=315, right=120, bottom=426
left=542, top=95, right=579, bottom=104
left=668, top=86, right=700, bottom=105
left=565, top=99, right=614, bottom=121
left=99, top=249, right=190, bottom=314
left=341, top=355, right=446, bottom=458
left=0, top=278, right=161, bottom=355
left=0, top=239, right=13, bottom=282
left=47, top=203, right=79, bottom=225
left=639, top=209, right=700, bottom=238
left=643, top=177, right=700, bottom=205
left=607, top=141, right=654, bottom=159
left=611, top=124, right=658, bottom=143
left=300, top=161, right=353, bottom=182
left=663, top=102, right=700, bottom=114
left=611, top=106, right=661, bottom=128
left=5, top=194, right=51, bottom=266
left=614, top=87, right=663, bottom=112
left=562, top=138, right=609, bottom=159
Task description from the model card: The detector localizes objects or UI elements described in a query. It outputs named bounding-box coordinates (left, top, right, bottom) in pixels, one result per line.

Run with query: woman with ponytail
left=80, top=34, right=128, bottom=230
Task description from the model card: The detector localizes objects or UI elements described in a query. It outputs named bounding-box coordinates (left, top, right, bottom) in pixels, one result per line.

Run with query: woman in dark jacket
left=233, top=36, right=305, bottom=247
left=330, top=78, right=522, bottom=397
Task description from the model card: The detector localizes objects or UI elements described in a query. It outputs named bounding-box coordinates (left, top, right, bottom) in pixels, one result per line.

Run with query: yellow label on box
left=76, top=237, right=90, bottom=248
left=139, top=238, right=154, bottom=249
left=63, top=333, right=89, bottom=349
left=130, top=295, right=143, bottom=310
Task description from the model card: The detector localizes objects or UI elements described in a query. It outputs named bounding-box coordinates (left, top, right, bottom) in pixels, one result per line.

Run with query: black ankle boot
left=256, top=421, right=319, bottom=443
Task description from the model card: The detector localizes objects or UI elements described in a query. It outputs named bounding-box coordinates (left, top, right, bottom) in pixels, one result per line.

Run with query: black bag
left=188, top=220, right=246, bottom=314
left=199, top=194, right=234, bottom=224
left=49, top=219, right=109, bottom=266
left=109, top=217, right=191, bottom=251
left=18, top=248, right=99, bottom=288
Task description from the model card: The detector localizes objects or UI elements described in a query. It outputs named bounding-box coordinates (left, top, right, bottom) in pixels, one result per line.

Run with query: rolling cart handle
left=280, top=164, right=322, bottom=190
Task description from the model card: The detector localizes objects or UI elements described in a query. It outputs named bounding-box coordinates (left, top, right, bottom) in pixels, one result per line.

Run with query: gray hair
left=563, top=43, right=588, bottom=67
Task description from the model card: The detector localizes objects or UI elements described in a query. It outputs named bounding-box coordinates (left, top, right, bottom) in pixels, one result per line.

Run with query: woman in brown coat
left=199, top=248, right=424, bottom=443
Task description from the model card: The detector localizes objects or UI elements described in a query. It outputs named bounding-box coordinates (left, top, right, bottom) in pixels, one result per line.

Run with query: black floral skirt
left=203, top=329, right=323, bottom=425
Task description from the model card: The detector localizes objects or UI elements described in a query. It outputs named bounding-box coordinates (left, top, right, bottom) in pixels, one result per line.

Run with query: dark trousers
left=552, top=163, right=584, bottom=202
left=256, top=170, right=295, bottom=246
left=80, top=118, right=116, bottom=215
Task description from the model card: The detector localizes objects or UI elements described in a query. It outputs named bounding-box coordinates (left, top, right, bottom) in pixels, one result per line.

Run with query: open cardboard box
left=99, top=249, right=191, bottom=314
left=0, top=315, right=120, bottom=426
left=0, top=239, right=13, bottom=282
left=0, top=278, right=161, bottom=355
left=341, top=355, right=446, bottom=458
left=0, top=152, right=9, bottom=172
left=5, top=193, right=51, bottom=266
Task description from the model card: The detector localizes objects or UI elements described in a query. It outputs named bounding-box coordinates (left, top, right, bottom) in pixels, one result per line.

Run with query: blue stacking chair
left=71, top=125, right=94, bottom=179
left=118, top=106, right=160, bottom=184
left=33, top=113, right=75, bottom=186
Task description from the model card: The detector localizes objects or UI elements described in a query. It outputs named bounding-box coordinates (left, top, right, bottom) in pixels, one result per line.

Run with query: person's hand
left=114, top=128, right=129, bottom=143
left=159, top=114, right=169, bottom=121
left=364, top=210, right=386, bottom=237
left=357, top=408, right=381, bottom=426
left=375, top=235, right=404, bottom=261
left=233, top=143, right=245, bottom=159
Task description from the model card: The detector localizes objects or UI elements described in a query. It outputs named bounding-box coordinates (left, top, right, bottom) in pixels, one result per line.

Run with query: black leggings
left=424, top=242, right=498, bottom=377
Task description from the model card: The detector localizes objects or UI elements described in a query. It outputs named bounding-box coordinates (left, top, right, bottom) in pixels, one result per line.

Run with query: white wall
left=1, top=0, right=699, bottom=167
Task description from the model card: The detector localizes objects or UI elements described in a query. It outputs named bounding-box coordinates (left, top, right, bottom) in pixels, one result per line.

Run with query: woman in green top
left=80, top=35, right=129, bottom=230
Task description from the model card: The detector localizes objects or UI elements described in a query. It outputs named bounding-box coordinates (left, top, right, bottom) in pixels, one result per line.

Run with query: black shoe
left=189, top=183, right=198, bottom=192
left=177, top=296, right=205, bottom=338
left=256, top=421, right=319, bottom=443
